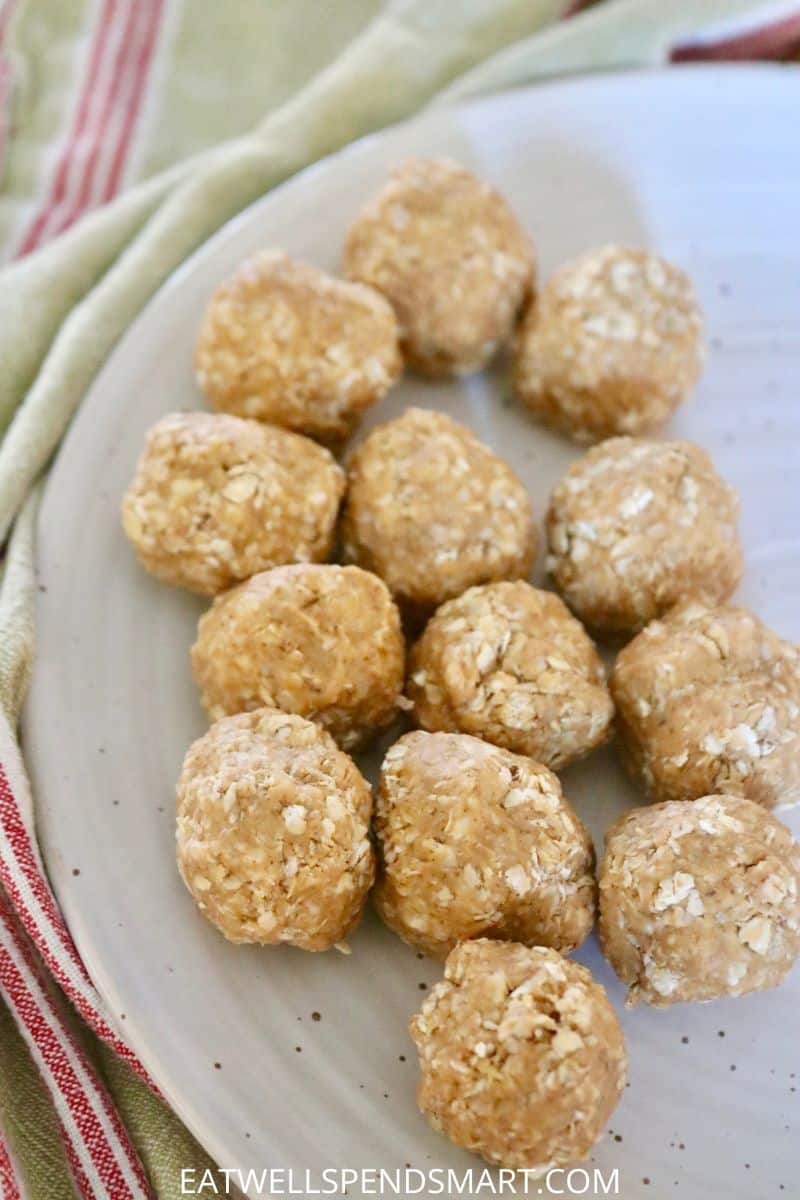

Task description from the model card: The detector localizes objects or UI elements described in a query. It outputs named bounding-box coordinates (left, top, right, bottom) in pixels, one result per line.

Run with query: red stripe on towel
left=0, top=892, right=151, bottom=1198
left=0, top=748, right=158, bottom=1094
left=16, top=0, right=121, bottom=255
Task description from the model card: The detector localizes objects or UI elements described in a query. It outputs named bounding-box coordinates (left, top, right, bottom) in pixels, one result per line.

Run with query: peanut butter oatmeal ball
left=344, top=158, right=534, bottom=376
left=373, top=731, right=596, bottom=958
left=611, top=602, right=800, bottom=810
left=194, top=250, right=401, bottom=442
left=514, top=245, right=704, bottom=442
left=408, top=582, right=612, bottom=770
left=598, top=794, right=800, bottom=1006
left=191, top=564, right=405, bottom=750
left=121, top=412, right=344, bottom=595
left=341, top=408, right=536, bottom=614
left=546, top=437, right=742, bottom=637
left=176, top=708, right=374, bottom=949
left=410, top=939, right=627, bottom=1170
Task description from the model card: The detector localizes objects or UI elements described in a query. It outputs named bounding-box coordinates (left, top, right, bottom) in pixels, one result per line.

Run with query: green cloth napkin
left=0, top=1, right=776, bottom=1195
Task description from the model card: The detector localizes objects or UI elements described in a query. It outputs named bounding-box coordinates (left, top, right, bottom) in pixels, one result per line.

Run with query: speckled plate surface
left=24, top=67, right=800, bottom=1199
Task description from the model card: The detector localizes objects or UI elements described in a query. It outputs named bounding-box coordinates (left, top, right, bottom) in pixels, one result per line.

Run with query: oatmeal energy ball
left=612, top=602, right=800, bottom=810
left=546, top=437, right=742, bottom=637
left=599, top=794, right=800, bottom=1005
left=514, top=245, right=704, bottom=442
left=192, top=563, right=405, bottom=751
left=341, top=408, right=536, bottom=614
left=373, top=731, right=595, bottom=958
left=344, top=158, right=534, bottom=376
left=409, top=581, right=613, bottom=770
left=410, top=940, right=627, bottom=1170
left=176, top=709, right=374, bottom=949
left=121, top=412, right=344, bottom=595
left=195, top=250, right=401, bottom=442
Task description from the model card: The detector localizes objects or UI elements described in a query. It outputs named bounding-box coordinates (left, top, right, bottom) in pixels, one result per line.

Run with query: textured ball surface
left=373, top=731, right=596, bottom=958
left=410, top=940, right=627, bottom=1170
left=122, top=412, right=344, bottom=594
left=195, top=250, right=401, bottom=442
left=191, top=564, right=405, bottom=750
left=611, top=602, right=800, bottom=810
left=598, top=794, right=800, bottom=1005
left=408, top=581, right=613, bottom=770
left=514, top=245, right=703, bottom=442
left=176, top=709, right=374, bottom=950
left=344, top=158, right=534, bottom=376
left=341, top=407, right=536, bottom=614
left=546, top=437, right=742, bottom=636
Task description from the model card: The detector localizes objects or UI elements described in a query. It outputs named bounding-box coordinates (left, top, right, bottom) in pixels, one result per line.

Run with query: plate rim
left=24, top=61, right=800, bottom=1183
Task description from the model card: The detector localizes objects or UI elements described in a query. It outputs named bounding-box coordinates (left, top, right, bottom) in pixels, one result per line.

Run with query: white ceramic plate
left=25, top=67, right=800, bottom=1199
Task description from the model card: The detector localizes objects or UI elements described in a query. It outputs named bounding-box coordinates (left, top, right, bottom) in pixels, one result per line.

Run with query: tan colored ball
left=194, top=250, right=401, bottom=442
left=514, top=245, right=704, bottom=442
left=611, top=601, right=800, bottom=810
left=121, top=412, right=344, bottom=595
left=598, top=794, right=800, bottom=1006
left=176, top=709, right=374, bottom=950
left=344, top=158, right=534, bottom=376
left=191, top=564, right=405, bottom=751
left=546, top=437, right=742, bottom=637
left=341, top=408, right=536, bottom=615
left=410, top=939, right=627, bottom=1170
left=408, top=581, right=613, bottom=770
left=372, top=731, right=596, bottom=958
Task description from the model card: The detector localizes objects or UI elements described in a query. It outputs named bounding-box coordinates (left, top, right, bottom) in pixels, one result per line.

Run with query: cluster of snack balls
left=122, top=158, right=800, bottom=1174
